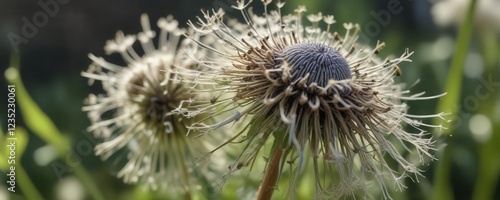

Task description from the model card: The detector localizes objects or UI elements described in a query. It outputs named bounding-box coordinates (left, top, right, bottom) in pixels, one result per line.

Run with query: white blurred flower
left=431, top=0, right=500, bottom=31
left=55, top=176, right=85, bottom=200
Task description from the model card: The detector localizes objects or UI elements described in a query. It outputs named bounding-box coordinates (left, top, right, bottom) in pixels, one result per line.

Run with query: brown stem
left=257, top=147, right=283, bottom=200
left=183, top=191, right=192, bottom=200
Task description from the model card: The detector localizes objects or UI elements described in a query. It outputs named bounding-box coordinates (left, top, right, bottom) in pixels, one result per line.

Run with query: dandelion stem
left=257, top=147, right=283, bottom=200
left=183, top=191, right=192, bottom=200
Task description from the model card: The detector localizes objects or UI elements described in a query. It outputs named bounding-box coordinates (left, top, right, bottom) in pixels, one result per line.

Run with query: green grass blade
left=1, top=123, right=43, bottom=200
left=473, top=119, right=500, bottom=200
left=5, top=53, right=105, bottom=200
left=14, top=128, right=44, bottom=200
left=434, top=0, right=477, bottom=133
left=431, top=0, right=477, bottom=200
left=4, top=54, right=69, bottom=152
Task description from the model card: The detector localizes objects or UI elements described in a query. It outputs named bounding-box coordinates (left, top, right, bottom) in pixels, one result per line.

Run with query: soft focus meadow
left=1, top=0, right=499, bottom=199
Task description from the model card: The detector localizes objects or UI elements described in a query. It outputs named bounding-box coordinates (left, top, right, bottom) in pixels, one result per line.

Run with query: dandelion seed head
left=184, top=1, right=445, bottom=199
left=82, top=14, right=221, bottom=193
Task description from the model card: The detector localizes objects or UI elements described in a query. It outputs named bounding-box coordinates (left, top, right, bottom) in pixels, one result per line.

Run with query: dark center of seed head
left=283, top=43, right=351, bottom=87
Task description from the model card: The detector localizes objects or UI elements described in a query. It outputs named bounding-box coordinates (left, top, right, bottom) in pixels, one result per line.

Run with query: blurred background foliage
left=0, top=0, right=499, bottom=199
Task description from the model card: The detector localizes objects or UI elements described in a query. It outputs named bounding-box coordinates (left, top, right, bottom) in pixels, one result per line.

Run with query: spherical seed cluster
left=184, top=1, right=446, bottom=199
left=283, top=43, right=352, bottom=85
left=82, top=14, right=211, bottom=191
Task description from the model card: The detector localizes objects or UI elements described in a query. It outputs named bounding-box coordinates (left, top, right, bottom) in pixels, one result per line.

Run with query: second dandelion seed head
left=121, top=61, right=188, bottom=135
left=82, top=14, right=223, bottom=193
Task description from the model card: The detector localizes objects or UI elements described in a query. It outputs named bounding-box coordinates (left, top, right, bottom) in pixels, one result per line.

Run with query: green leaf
left=1, top=125, right=43, bottom=199
left=5, top=54, right=105, bottom=200
left=0, top=126, right=27, bottom=169
left=4, top=54, right=69, bottom=153
left=431, top=1, right=477, bottom=200
left=14, top=128, right=44, bottom=200
left=434, top=0, right=477, bottom=133
left=0, top=126, right=9, bottom=169
left=473, top=120, right=500, bottom=200
left=14, top=127, right=28, bottom=161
